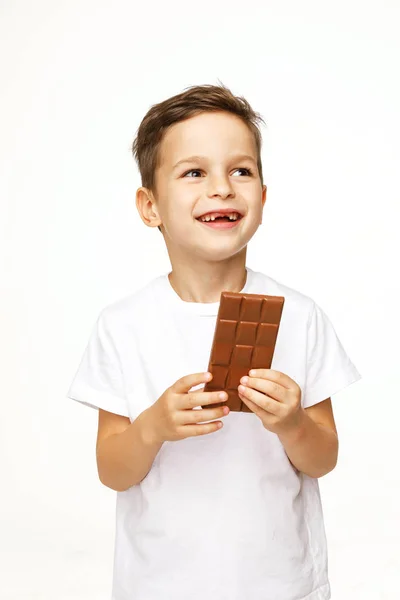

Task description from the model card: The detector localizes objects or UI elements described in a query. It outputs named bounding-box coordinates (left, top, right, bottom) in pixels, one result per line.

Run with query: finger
left=172, top=372, right=212, bottom=394
left=238, top=385, right=281, bottom=415
left=242, top=377, right=285, bottom=402
left=179, top=404, right=229, bottom=425
left=239, top=393, right=262, bottom=416
left=179, top=420, right=224, bottom=438
left=248, top=369, right=292, bottom=390
left=182, top=389, right=227, bottom=409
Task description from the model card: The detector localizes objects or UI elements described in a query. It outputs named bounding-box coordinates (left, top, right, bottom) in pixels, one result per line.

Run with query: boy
left=67, top=83, right=361, bottom=600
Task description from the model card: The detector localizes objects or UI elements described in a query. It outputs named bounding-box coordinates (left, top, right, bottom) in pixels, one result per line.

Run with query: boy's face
left=137, top=110, right=266, bottom=263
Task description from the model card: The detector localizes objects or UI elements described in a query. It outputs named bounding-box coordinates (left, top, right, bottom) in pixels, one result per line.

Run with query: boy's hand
left=147, top=372, right=230, bottom=443
left=238, top=369, right=304, bottom=436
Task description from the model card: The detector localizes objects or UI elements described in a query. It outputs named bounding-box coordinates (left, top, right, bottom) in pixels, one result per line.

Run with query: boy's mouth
left=195, top=209, right=244, bottom=229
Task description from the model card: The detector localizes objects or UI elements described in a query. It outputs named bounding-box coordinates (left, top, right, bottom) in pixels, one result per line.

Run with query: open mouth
left=195, top=212, right=244, bottom=230
left=196, top=211, right=243, bottom=223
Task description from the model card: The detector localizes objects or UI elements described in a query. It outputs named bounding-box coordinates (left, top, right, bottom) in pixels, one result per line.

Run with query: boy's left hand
left=238, top=369, right=304, bottom=436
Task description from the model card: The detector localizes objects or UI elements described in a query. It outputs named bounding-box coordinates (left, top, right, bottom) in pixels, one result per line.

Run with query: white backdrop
left=1, top=1, right=399, bottom=598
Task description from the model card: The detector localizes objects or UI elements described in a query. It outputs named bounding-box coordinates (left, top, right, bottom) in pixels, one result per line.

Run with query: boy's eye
left=182, top=168, right=253, bottom=178
left=183, top=169, right=202, bottom=178
left=233, top=168, right=253, bottom=176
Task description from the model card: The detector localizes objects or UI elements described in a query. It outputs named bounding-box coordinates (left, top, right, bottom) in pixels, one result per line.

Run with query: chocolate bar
left=203, top=291, right=285, bottom=412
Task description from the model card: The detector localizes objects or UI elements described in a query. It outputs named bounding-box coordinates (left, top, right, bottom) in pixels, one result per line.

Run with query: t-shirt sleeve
left=66, top=309, right=130, bottom=417
left=302, top=301, right=362, bottom=409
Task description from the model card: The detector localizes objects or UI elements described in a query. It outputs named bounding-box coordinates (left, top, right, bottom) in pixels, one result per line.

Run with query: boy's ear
left=135, top=187, right=162, bottom=229
left=260, top=185, right=267, bottom=224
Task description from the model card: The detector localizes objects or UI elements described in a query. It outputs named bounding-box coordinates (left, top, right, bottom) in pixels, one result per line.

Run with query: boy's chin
left=187, top=238, right=249, bottom=261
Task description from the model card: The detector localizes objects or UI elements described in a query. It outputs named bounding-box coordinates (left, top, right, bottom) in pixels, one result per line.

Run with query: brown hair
left=131, top=81, right=266, bottom=232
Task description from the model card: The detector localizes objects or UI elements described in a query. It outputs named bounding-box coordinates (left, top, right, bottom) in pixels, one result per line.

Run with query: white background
left=1, top=1, right=399, bottom=598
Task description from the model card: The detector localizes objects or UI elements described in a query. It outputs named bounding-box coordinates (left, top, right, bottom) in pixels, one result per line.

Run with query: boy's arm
left=277, top=398, right=338, bottom=479
left=96, top=408, right=163, bottom=492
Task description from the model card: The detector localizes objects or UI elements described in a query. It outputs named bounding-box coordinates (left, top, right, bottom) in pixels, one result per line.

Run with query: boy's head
left=132, top=83, right=267, bottom=263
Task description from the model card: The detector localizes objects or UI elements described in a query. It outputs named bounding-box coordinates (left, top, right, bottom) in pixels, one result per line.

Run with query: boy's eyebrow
left=172, top=154, right=257, bottom=171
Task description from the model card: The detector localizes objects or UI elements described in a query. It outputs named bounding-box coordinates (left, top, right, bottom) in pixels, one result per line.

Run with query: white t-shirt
left=67, top=267, right=361, bottom=600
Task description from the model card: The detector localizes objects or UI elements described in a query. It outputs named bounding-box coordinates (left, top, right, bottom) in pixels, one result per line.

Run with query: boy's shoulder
left=97, top=274, right=164, bottom=329
left=249, top=269, right=315, bottom=318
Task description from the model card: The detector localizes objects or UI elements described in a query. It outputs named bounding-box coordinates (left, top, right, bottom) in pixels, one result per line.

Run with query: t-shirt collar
left=160, top=267, right=254, bottom=316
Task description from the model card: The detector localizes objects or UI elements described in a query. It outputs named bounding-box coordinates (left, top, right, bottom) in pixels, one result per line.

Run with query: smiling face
left=136, top=110, right=267, bottom=264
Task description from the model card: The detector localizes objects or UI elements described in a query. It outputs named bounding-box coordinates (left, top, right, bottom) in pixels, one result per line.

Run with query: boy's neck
left=167, top=256, right=248, bottom=304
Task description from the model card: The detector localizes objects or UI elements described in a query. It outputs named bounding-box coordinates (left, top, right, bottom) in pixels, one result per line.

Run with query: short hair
left=131, top=81, right=266, bottom=232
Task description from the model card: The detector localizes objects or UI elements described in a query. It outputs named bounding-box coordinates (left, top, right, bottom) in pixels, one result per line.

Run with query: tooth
left=200, top=212, right=240, bottom=222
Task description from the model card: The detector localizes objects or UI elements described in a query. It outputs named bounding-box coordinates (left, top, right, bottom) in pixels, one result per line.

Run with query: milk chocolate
left=203, top=291, right=285, bottom=412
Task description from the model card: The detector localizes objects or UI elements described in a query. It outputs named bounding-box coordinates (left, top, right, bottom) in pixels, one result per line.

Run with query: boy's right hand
left=145, top=372, right=230, bottom=443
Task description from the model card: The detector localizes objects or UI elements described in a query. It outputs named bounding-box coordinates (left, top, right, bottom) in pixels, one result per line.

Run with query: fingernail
left=241, top=376, right=249, bottom=384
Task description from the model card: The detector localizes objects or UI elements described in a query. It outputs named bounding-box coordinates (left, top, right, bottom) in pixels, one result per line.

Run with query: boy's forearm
left=97, top=409, right=163, bottom=492
left=277, top=410, right=338, bottom=478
